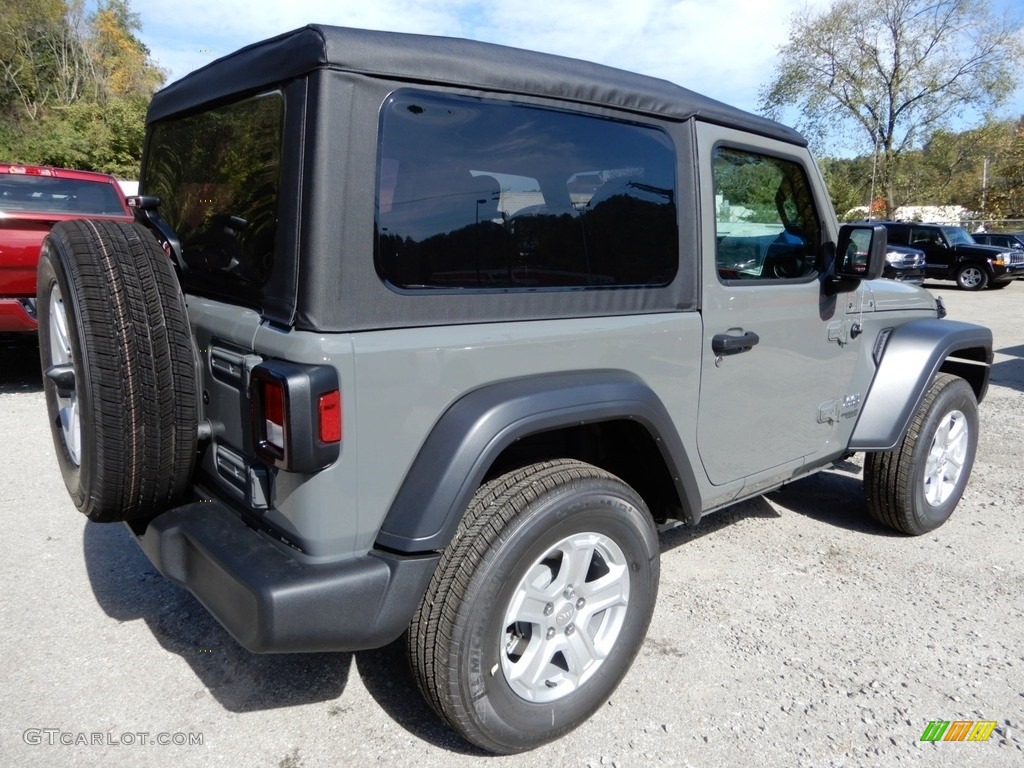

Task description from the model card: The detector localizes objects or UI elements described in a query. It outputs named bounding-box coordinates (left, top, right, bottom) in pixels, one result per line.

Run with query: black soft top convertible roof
left=147, top=24, right=805, bottom=146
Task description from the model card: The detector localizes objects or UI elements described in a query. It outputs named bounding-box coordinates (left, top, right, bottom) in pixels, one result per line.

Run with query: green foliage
left=817, top=115, right=1024, bottom=222
left=0, top=0, right=161, bottom=177
left=761, top=0, right=1024, bottom=217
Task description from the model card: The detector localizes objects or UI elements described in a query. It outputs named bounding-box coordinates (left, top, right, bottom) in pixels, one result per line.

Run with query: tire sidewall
left=907, top=380, right=978, bottom=532
left=37, top=239, right=98, bottom=509
left=453, top=484, right=659, bottom=752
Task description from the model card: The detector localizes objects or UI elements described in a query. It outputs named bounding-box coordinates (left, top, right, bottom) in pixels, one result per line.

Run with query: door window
left=712, top=147, right=821, bottom=282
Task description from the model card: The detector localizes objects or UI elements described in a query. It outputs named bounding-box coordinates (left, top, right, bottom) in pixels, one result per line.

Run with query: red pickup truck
left=1, top=164, right=133, bottom=333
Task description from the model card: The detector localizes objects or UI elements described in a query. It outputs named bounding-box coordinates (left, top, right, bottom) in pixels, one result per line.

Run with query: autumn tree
left=760, top=0, right=1023, bottom=218
left=0, top=0, right=163, bottom=177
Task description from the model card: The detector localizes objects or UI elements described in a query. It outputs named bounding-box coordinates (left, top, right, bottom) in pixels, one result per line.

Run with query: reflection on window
left=0, top=176, right=124, bottom=215
left=143, top=91, right=283, bottom=290
left=712, top=147, right=821, bottom=282
left=376, top=90, right=678, bottom=290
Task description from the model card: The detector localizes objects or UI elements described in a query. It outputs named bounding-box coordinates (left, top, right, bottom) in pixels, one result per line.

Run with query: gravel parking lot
left=1, top=281, right=1022, bottom=768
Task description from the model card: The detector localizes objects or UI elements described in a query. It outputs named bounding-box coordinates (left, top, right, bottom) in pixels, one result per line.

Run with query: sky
left=131, top=0, right=1024, bottom=155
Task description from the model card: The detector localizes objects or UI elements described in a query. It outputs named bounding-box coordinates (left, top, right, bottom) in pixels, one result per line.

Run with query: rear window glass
left=142, top=91, right=283, bottom=293
left=376, top=90, right=678, bottom=291
left=0, top=176, right=124, bottom=215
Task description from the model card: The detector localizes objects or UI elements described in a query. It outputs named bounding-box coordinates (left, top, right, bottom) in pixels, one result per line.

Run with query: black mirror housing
left=833, top=224, right=887, bottom=282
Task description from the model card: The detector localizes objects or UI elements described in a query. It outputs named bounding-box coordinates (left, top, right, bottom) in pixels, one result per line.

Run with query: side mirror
left=833, top=224, right=887, bottom=282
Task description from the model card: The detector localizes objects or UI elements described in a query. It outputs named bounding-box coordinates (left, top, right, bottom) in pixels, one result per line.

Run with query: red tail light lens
left=318, top=390, right=342, bottom=443
left=262, top=379, right=286, bottom=451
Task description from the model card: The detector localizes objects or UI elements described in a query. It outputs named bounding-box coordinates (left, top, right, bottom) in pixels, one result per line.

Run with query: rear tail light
left=318, top=390, right=342, bottom=443
left=262, top=379, right=286, bottom=453
left=249, top=361, right=341, bottom=472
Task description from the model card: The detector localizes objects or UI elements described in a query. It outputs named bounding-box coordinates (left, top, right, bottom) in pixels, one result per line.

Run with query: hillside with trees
left=819, top=117, right=1024, bottom=225
left=0, top=0, right=163, bottom=178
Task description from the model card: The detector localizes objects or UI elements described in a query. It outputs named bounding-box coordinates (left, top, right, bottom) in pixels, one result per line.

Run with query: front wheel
left=864, top=373, right=978, bottom=535
left=955, top=264, right=988, bottom=290
left=408, top=460, right=660, bottom=754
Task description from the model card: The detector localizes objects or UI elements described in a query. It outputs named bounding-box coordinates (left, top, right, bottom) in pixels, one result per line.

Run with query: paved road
left=1, top=281, right=1022, bottom=768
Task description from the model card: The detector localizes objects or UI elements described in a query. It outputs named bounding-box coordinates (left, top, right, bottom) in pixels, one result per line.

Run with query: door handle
left=712, top=331, right=759, bottom=355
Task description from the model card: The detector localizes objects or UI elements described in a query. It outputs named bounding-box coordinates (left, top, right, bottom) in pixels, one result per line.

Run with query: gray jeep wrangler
left=36, top=25, right=993, bottom=754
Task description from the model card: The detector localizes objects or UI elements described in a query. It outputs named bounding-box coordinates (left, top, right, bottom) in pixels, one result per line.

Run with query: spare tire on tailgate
left=37, top=219, right=198, bottom=522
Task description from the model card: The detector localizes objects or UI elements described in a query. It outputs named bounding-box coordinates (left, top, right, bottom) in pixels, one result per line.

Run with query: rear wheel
left=37, top=220, right=198, bottom=522
left=408, top=460, right=659, bottom=754
left=955, top=264, right=988, bottom=290
left=864, top=373, right=978, bottom=535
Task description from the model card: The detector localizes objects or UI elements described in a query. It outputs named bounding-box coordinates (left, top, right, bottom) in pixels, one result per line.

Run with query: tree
left=760, top=0, right=1023, bottom=218
left=0, top=0, right=162, bottom=176
left=0, top=0, right=96, bottom=119
left=89, top=0, right=163, bottom=100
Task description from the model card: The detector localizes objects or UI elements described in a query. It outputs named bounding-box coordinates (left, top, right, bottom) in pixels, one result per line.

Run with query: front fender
left=375, top=370, right=701, bottom=553
left=849, top=319, right=992, bottom=451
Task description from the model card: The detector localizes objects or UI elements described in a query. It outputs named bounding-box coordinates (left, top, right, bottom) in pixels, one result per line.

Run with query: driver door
left=695, top=125, right=854, bottom=488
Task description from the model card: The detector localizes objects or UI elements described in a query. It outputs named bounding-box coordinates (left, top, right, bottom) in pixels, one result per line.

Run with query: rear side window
left=376, top=90, right=678, bottom=291
left=142, top=91, right=283, bottom=294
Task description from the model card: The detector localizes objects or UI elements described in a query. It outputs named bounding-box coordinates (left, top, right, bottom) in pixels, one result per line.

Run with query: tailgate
left=0, top=217, right=54, bottom=295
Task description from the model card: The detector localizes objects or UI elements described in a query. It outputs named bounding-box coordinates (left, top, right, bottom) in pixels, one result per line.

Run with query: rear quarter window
left=375, top=90, right=678, bottom=291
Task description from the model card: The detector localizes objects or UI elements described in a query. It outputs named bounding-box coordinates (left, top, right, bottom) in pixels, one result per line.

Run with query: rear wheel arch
left=375, top=371, right=701, bottom=554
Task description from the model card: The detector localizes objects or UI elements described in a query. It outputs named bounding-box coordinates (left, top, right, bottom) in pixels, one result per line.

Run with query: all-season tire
left=864, top=373, right=978, bottom=535
left=37, top=220, right=198, bottom=523
left=955, top=264, right=988, bottom=290
left=408, top=460, right=660, bottom=754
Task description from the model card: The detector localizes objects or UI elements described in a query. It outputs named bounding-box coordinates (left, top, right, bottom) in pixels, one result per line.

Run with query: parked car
left=883, top=243, right=926, bottom=283
left=0, top=164, right=133, bottom=333
left=972, top=231, right=1024, bottom=251
left=876, top=221, right=1024, bottom=290
left=38, top=25, right=993, bottom=754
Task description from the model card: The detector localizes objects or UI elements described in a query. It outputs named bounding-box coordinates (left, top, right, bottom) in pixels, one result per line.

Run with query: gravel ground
left=1, top=281, right=1022, bottom=768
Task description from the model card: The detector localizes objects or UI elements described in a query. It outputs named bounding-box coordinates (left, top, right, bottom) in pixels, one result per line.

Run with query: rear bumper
left=133, top=501, right=439, bottom=653
left=0, top=298, right=38, bottom=332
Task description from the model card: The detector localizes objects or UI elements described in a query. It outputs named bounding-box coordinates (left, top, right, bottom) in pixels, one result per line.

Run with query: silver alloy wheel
left=500, top=531, right=630, bottom=703
left=48, top=284, right=81, bottom=466
left=958, top=267, right=983, bottom=288
left=923, top=408, right=969, bottom=506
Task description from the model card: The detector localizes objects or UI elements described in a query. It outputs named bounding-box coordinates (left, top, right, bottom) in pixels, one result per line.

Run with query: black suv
left=973, top=231, right=1024, bottom=252
left=877, top=221, right=1024, bottom=290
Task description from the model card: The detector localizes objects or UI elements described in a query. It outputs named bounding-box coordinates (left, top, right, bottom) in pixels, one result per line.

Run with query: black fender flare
left=374, top=370, right=702, bottom=553
left=849, top=319, right=992, bottom=451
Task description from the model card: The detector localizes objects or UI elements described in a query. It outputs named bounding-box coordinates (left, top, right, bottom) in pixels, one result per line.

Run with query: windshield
left=942, top=227, right=975, bottom=246
left=0, top=176, right=125, bottom=215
